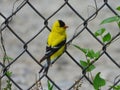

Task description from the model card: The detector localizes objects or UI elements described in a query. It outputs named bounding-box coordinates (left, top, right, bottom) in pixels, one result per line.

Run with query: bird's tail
left=39, top=55, right=48, bottom=63
left=43, top=58, right=51, bottom=74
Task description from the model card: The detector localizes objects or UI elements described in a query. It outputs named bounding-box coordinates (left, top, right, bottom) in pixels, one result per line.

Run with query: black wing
left=45, top=39, right=66, bottom=56
left=39, top=39, right=66, bottom=63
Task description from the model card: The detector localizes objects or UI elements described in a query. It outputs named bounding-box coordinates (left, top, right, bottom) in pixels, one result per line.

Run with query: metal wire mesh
left=0, top=0, right=120, bottom=90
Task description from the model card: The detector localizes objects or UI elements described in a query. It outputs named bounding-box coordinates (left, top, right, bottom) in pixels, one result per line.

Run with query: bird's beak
left=64, top=26, right=68, bottom=29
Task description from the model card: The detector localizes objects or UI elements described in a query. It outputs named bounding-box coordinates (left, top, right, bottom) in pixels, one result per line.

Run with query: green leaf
left=48, top=80, right=51, bottom=90
left=73, top=44, right=88, bottom=54
left=87, top=64, right=95, bottom=72
left=85, top=49, right=100, bottom=59
left=86, top=49, right=96, bottom=59
left=94, top=28, right=106, bottom=36
left=73, top=44, right=100, bottom=59
left=80, top=60, right=95, bottom=72
left=80, top=60, right=88, bottom=67
left=3, top=56, right=13, bottom=61
left=116, top=6, right=120, bottom=11
left=117, top=21, right=120, bottom=29
left=6, top=80, right=12, bottom=90
left=93, top=72, right=106, bottom=90
left=5, top=71, right=12, bottom=77
left=94, top=51, right=100, bottom=59
left=112, top=85, right=120, bottom=90
left=73, top=46, right=95, bottom=59
left=3, top=80, right=12, bottom=90
left=101, top=16, right=119, bottom=24
left=48, top=80, right=53, bottom=90
left=102, top=33, right=111, bottom=43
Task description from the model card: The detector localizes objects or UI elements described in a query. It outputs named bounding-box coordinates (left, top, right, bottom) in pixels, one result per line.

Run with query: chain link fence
left=0, top=0, right=120, bottom=90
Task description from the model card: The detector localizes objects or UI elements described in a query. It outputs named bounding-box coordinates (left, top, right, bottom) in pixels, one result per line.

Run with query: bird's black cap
left=58, top=20, right=65, bottom=27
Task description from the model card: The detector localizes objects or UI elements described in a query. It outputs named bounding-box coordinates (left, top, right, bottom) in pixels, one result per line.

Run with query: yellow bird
left=39, top=20, right=68, bottom=74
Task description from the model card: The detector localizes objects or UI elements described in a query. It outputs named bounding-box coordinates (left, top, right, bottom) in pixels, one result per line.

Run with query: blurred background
left=0, top=0, right=120, bottom=90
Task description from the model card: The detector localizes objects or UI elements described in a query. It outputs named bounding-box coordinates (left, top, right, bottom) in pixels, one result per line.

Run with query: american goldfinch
left=39, top=20, right=68, bottom=74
